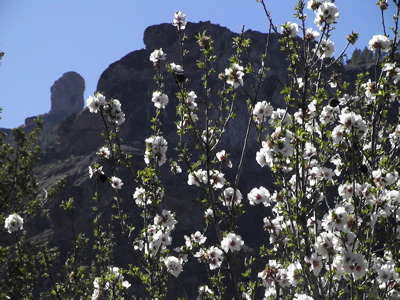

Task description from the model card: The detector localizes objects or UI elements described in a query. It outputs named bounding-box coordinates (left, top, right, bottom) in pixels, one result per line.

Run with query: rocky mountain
left=0, top=71, right=86, bottom=151
left=22, top=71, right=85, bottom=130
left=26, top=71, right=85, bottom=149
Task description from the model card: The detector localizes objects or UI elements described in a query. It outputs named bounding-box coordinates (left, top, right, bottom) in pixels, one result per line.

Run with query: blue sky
left=0, top=0, right=394, bottom=128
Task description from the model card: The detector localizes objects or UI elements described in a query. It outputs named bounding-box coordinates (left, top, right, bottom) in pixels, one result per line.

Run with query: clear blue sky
left=0, top=0, right=394, bottom=128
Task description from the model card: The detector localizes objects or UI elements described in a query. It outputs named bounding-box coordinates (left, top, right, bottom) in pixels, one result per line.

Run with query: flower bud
left=376, top=0, right=389, bottom=10
left=346, top=31, right=359, bottom=45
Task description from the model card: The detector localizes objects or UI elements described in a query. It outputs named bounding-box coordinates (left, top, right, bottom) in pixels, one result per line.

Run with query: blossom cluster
left=312, top=2, right=339, bottom=30
left=144, top=136, right=168, bottom=166
left=173, top=11, right=187, bottom=30
left=279, top=2, right=337, bottom=59
left=252, top=101, right=273, bottom=123
left=187, top=169, right=225, bottom=189
left=224, top=64, right=244, bottom=88
left=369, top=34, right=391, bottom=52
left=216, top=149, right=232, bottom=168
left=252, top=71, right=400, bottom=300
left=132, top=209, right=183, bottom=277
left=133, top=185, right=164, bottom=206
left=86, top=92, right=126, bottom=125
left=258, top=260, right=303, bottom=298
left=91, top=267, right=131, bottom=299
left=191, top=232, right=243, bottom=271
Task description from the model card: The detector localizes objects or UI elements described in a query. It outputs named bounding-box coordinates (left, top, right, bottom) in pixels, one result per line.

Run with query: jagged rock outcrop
left=21, top=72, right=86, bottom=150
left=42, top=22, right=287, bottom=242
left=25, top=71, right=85, bottom=129
left=49, top=71, right=85, bottom=117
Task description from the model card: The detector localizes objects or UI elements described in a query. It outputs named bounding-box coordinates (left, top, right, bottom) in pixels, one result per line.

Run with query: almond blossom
left=216, top=150, right=232, bottom=168
left=86, top=92, right=106, bottom=113
left=197, top=285, right=215, bottom=299
left=186, top=91, right=198, bottom=110
left=222, top=187, right=242, bottom=207
left=305, top=253, right=322, bottom=276
left=315, top=39, right=335, bottom=58
left=151, top=91, right=169, bottom=109
left=304, top=28, right=320, bottom=41
left=144, top=136, right=168, bottom=166
left=149, top=48, right=167, bottom=63
left=253, top=101, right=273, bottom=123
left=206, top=246, right=224, bottom=270
left=369, top=34, right=391, bottom=52
left=247, top=186, right=271, bottom=206
left=164, top=256, right=183, bottom=277
left=281, top=21, right=299, bottom=37
left=314, top=2, right=339, bottom=29
left=383, top=63, right=400, bottom=83
left=110, top=176, right=123, bottom=189
left=225, top=64, right=244, bottom=88
left=4, top=214, right=23, bottom=233
left=173, top=11, right=187, bottom=30
left=221, top=233, right=244, bottom=252
left=97, top=146, right=111, bottom=159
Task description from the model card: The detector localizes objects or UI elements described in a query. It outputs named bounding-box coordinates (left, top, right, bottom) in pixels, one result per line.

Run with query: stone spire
left=49, top=71, right=85, bottom=116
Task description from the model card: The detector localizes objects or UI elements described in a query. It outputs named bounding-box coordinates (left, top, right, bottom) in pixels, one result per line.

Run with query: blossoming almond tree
left=81, top=1, right=400, bottom=299
left=3, top=0, right=400, bottom=299
left=250, top=0, right=400, bottom=299
left=0, top=116, right=65, bottom=299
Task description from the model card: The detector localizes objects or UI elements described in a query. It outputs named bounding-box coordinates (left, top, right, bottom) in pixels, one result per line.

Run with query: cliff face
left=28, top=22, right=292, bottom=297
left=50, top=22, right=287, bottom=159
left=24, top=71, right=85, bottom=128
left=50, top=71, right=85, bottom=116
left=19, top=72, right=85, bottom=151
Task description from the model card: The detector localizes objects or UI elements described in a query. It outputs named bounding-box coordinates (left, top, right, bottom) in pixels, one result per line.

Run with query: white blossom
left=369, top=35, right=391, bottom=52
left=305, top=253, right=323, bottom=275
left=314, top=2, right=339, bottom=29
left=164, top=256, right=183, bottom=277
left=197, top=285, right=215, bottom=299
left=281, top=21, right=299, bottom=37
left=221, top=232, right=244, bottom=252
left=315, top=39, right=335, bottom=59
left=225, top=64, right=244, bottom=88
left=110, top=176, right=123, bottom=189
left=86, top=93, right=106, bottom=113
left=253, top=101, right=273, bottom=123
left=222, top=187, right=242, bottom=207
left=247, top=186, right=271, bottom=206
left=170, top=62, right=184, bottom=73
left=304, top=28, right=320, bottom=41
left=154, top=209, right=177, bottom=229
left=383, top=63, right=400, bottom=83
left=149, top=48, right=166, bottom=63
left=4, top=214, right=23, bottom=233
left=206, top=246, right=224, bottom=270
left=145, top=136, right=168, bottom=166
left=173, top=11, right=187, bottom=30
left=97, top=146, right=111, bottom=159
left=151, top=91, right=169, bottom=109
left=186, top=91, right=198, bottom=110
